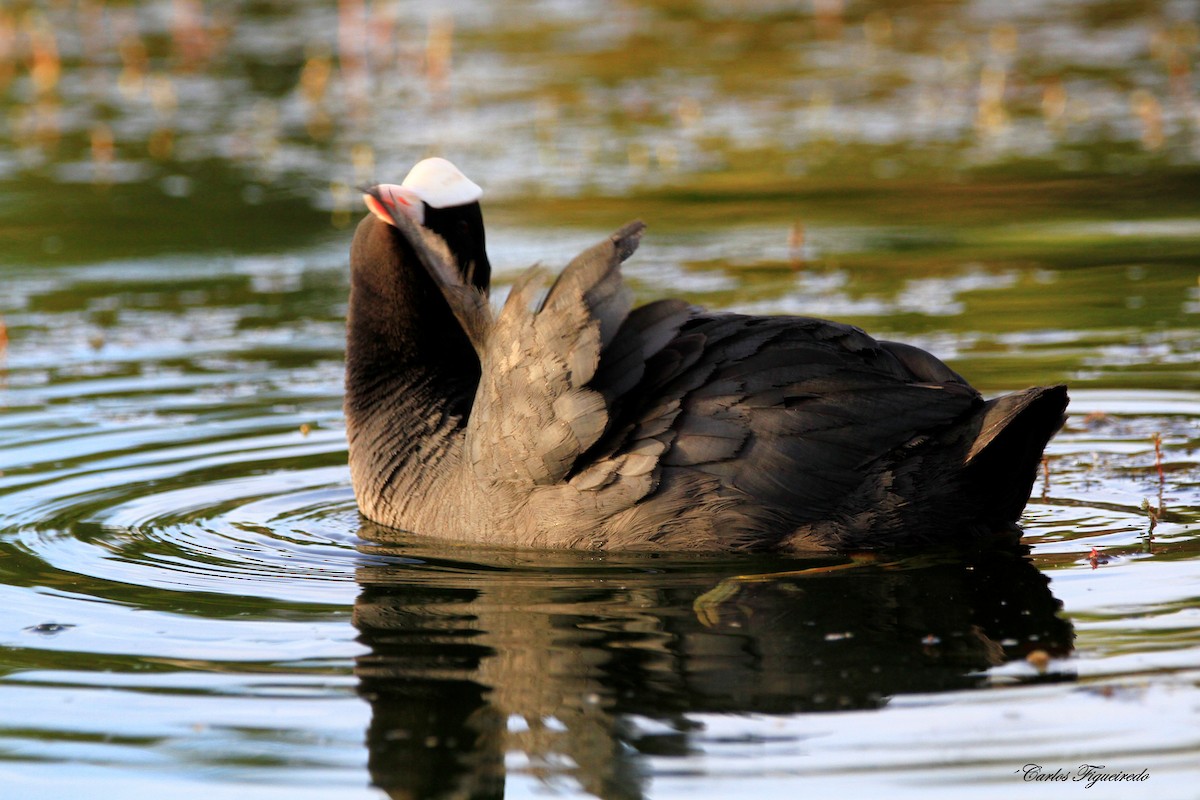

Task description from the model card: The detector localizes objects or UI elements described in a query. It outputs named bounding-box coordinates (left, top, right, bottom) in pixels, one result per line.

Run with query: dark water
left=2, top=1, right=1199, bottom=798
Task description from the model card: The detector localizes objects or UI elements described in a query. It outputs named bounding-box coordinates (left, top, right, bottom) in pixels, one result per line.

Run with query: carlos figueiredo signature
left=1015, top=763, right=1150, bottom=789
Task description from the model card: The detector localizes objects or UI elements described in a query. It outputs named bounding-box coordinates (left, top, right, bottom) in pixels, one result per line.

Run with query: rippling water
left=3, top=0, right=1200, bottom=797
left=3, top=224, right=1198, bottom=798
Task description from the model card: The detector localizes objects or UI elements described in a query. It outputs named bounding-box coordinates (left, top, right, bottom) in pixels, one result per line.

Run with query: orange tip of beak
left=363, top=193, right=393, bottom=225
left=363, top=184, right=424, bottom=226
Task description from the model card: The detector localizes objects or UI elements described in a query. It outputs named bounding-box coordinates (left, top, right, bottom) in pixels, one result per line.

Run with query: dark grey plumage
left=345, top=198, right=1067, bottom=552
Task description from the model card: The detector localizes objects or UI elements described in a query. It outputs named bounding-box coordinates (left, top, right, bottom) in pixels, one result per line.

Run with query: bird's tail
left=962, top=385, right=1069, bottom=523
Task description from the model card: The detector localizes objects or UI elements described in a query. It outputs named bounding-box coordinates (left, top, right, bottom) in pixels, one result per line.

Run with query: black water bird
left=345, top=158, right=1067, bottom=551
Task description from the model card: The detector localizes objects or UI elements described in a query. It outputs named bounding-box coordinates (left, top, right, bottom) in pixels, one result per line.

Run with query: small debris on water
left=1141, top=498, right=1160, bottom=536
left=788, top=221, right=806, bottom=269
left=1152, top=431, right=1164, bottom=483
left=1026, top=649, right=1051, bottom=672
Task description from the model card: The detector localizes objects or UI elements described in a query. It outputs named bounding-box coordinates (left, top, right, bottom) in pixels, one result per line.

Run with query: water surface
left=2, top=1, right=1199, bottom=797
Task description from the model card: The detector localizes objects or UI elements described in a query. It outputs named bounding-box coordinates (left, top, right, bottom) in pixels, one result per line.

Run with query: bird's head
left=361, top=157, right=491, bottom=293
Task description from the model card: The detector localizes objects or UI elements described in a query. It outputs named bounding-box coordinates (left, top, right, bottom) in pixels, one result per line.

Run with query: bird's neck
left=343, top=226, right=480, bottom=430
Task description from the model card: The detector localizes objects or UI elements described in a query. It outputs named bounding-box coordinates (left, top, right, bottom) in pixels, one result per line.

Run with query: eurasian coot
left=344, top=158, right=1067, bottom=551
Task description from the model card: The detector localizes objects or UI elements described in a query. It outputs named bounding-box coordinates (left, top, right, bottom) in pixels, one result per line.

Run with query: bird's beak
left=362, top=184, right=425, bottom=227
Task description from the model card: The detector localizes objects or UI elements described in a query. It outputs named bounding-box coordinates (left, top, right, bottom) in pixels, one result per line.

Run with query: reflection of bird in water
left=353, top=537, right=1073, bottom=800
left=345, top=158, right=1068, bottom=552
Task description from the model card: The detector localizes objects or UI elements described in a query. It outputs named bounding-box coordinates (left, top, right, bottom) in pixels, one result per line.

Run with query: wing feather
left=468, top=223, right=648, bottom=488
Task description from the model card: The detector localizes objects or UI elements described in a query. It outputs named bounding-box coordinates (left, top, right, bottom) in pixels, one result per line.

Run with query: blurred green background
left=2, top=0, right=1196, bottom=392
